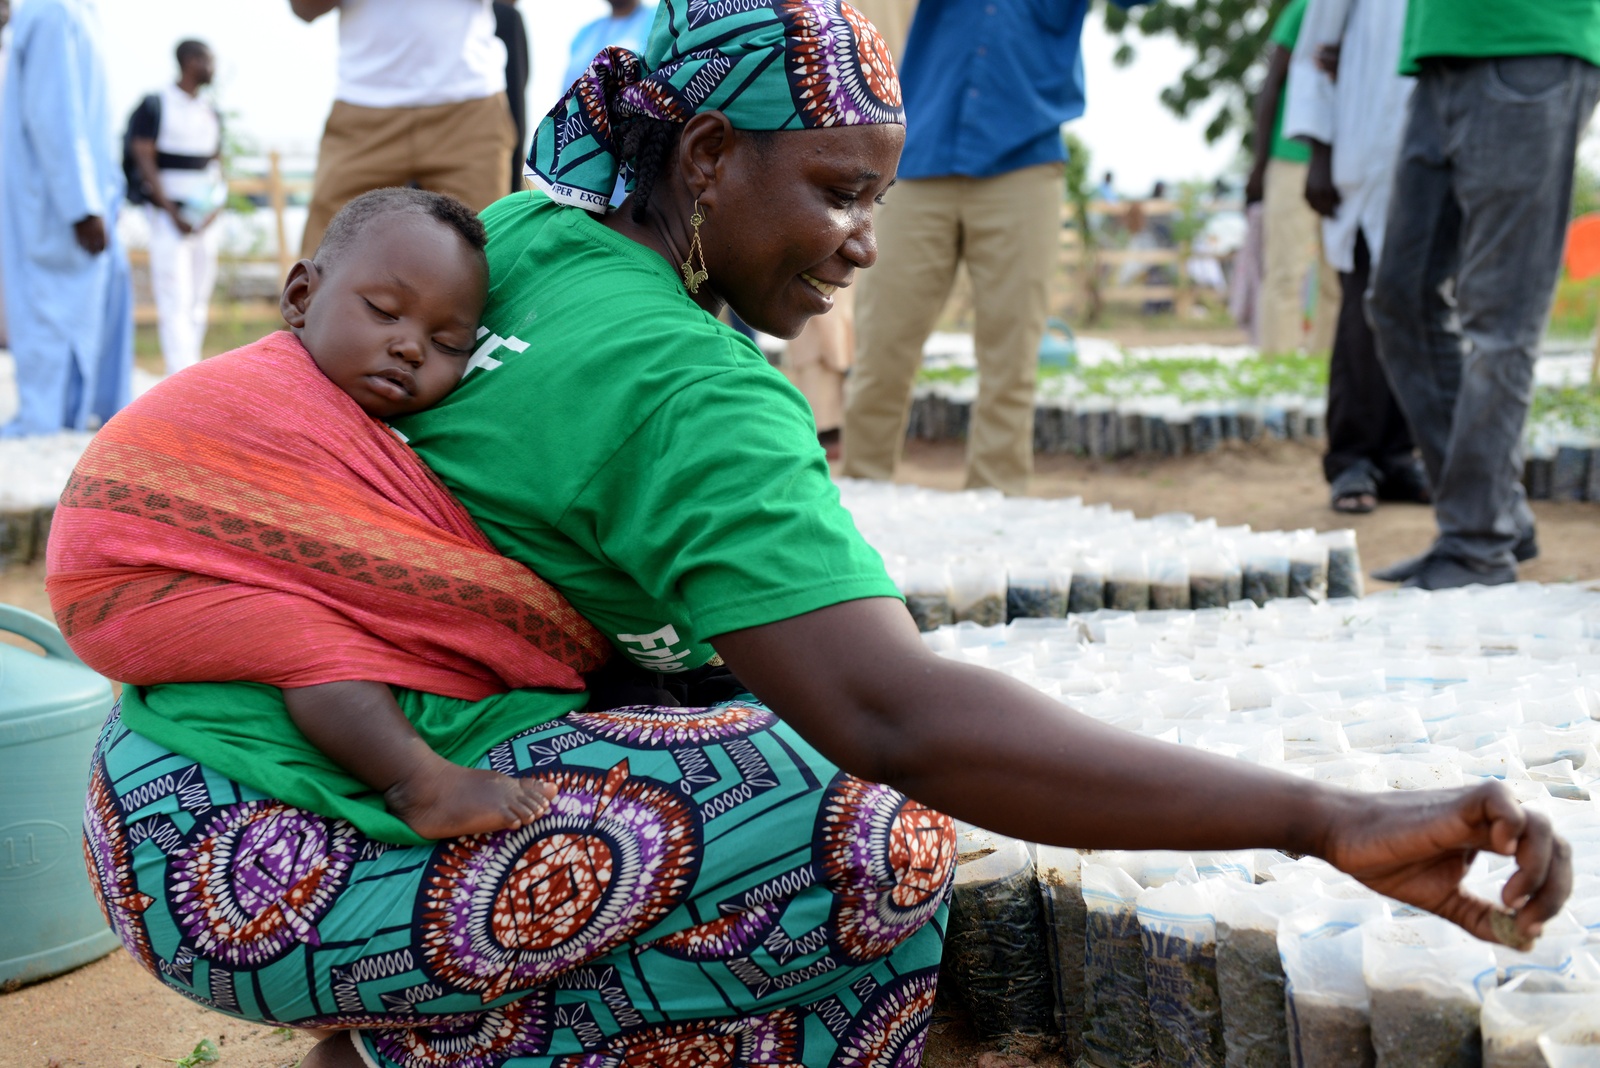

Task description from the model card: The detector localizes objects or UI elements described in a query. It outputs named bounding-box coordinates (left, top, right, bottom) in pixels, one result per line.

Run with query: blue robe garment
left=0, top=0, right=132, bottom=436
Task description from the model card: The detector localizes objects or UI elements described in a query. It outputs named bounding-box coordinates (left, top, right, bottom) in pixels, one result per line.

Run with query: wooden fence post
left=269, top=150, right=291, bottom=281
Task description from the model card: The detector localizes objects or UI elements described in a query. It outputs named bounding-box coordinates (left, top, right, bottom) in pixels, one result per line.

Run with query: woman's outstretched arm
left=711, top=596, right=1570, bottom=947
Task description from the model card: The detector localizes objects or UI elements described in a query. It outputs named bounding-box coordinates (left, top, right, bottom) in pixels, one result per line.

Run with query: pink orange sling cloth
left=46, top=332, right=609, bottom=697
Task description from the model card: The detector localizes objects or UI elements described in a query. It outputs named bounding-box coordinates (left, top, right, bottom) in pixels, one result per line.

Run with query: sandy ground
left=2, top=437, right=1597, bottom=1068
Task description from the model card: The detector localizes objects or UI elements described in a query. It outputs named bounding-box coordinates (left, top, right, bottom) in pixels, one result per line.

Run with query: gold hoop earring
left=681, top=200, right=709, bottom=294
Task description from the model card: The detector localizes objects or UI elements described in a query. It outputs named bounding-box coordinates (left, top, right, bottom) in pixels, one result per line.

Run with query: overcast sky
left=87, top=0, right=1240, bottom=194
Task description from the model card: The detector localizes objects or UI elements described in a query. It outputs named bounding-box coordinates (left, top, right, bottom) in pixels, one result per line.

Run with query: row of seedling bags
left=945, top=829, right=1600, bottom=1068
left=881, top=530, right=1362, bottom=632
left=834, top=481, right=1365, bottom=631
left=0, top=431, right=95, bottom=569
left=905, top=388, right=1326, bottom=459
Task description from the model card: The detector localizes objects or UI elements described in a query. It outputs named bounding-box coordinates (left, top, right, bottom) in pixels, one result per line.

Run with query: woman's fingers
left=1514, top=834, right=1572, bottom=935
left=1500, top=805, right=1553, bottom=910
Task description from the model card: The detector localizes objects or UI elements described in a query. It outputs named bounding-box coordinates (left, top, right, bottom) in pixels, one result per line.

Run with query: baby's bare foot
left=385, top=766, right=556, bottom=840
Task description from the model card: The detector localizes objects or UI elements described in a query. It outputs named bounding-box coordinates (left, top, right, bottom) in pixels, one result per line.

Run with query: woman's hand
left=1313, top=783, right=1571, bottom=948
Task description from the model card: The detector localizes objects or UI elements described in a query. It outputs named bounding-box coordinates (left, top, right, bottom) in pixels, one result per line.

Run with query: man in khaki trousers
left=843, top=0, right=1144, bottom=495
left=843, top=166, right=1062, bottom=494
left=292, top=0, right=518, bottom=257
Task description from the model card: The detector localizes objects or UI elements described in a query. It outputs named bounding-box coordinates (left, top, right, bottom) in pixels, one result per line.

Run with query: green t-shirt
left=1401, top=0, right=1600, bottom=74
left=1269, top=0, right=1311, bottom=164
left=121, top=191, right=898, bottom=843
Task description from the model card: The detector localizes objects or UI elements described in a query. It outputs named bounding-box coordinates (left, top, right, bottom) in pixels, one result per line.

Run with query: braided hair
left=618, top=117, right=682, bottom=224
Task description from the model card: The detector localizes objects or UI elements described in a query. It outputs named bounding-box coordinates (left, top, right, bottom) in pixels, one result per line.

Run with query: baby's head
left=280, top=188, right=489, bottom=419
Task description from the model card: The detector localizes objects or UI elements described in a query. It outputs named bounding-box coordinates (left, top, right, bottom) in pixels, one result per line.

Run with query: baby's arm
left=282, top=681, right=556, bottom=839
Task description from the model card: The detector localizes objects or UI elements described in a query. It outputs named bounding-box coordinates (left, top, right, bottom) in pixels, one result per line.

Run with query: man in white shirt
left=292, top=0, right=516, bottom=257
left=1283, top=0, right=1424, bottom=516
left=129, top=40, right=225, bottom=376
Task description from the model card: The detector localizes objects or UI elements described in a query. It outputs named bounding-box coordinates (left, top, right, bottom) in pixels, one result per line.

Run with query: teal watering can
left=1038, top=318, right=1077, bottom=369
left=0, top=604, right=119, bottom=987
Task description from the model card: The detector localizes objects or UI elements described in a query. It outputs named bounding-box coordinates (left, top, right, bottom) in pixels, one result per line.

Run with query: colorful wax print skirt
left=84, top=698, right=956, bottom=1068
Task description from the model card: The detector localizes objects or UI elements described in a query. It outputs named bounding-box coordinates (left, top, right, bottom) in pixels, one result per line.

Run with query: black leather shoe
left=1399, top=554, right=1517, bottom=591
left=1373, top=529, right=1536, bottom=583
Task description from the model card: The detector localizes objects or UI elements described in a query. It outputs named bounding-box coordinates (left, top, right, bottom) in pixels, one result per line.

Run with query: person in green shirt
left=82, top=3, right=1572, bottom=1067
left=1368, top=0, right=1600, bottom=590
left=1245, top=0, right=1339, bottom=356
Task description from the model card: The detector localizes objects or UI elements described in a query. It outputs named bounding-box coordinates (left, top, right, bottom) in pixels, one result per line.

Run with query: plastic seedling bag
left=1214, top=880, right=1304, bottom=1068
left=1537, top=1025, right=1600, bottom=1068
left=1242, top=536, right=1291, bottom=606
left=1007, top=559, right=1072, bottom=622
left=944, top=825, right=1055, bottom=1040
left=1083, top=855, right=1158, bottom=1067
left=1108, top=549, right=1152, bottom=613
left=1279, top=895, right=1390, bottom=1068
left=1483, top=972, right=1600, bottom=1067
left=1150, top=547, right=1193, bottom=611
left=1037, top=845, right=1088, bottom=1060
left=1138, top=877, right=1230, bottom=1067
left=903, top=561, right=952, bottom=632
left=1362, top=915, right=1497, bottom=1068
left=1320, top=529, right=1364, bottom=600
left=1288, top=533, right=1330, bottom=603
left=1190, top=543, right=1246, bottom=609
left=951, top=558, right=1007, bottom=627
left=1071, top=554, right=1108, bottom=614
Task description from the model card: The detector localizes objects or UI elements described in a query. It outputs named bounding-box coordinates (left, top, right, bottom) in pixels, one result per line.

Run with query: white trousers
left=147, top=207, right=221, bottom=375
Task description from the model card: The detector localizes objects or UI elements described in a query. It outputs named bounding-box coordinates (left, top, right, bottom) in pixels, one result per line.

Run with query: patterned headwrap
left=528, top=0, right=904, bottom=212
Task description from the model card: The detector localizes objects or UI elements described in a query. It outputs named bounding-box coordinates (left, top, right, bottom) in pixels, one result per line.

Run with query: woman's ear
left=279, top=259, right=320, bottom=329
left=677, top=111, right=736, bottom=206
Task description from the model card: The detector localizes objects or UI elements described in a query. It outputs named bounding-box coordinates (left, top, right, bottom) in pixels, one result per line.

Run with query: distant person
left=1096, top=170, right=1118, bottom=204
left=0, top=0, right=132, bottom=436
left=291, top=0, right=517, bottom=257
left=1244, top=0, right=1337, bottom=355
left=562, top=0, right=656, bottom=88
left=1284, top=0, right=1423, bottom=515
left=128, top=39, right=225, bottom=377
left=1366, top=0, right=1600, bottom=589
left=843, top=0, right=1151, bottom=495
left=493, top=1, right=530, bottom=196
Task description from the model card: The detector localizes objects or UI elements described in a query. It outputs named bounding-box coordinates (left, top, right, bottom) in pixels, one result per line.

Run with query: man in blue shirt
left=842, top=0, right=1143, bottom=494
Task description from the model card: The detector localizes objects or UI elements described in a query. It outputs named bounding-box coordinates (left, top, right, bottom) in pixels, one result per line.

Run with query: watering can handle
left=0, top=604, right=85, bottom=666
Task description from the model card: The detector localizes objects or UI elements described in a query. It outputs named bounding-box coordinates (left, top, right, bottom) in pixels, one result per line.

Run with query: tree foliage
left=1102, top=0, right=1290, bottom=149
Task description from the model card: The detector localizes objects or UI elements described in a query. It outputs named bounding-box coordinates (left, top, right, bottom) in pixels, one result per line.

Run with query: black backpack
left=122, top=93, right=161, bottom=206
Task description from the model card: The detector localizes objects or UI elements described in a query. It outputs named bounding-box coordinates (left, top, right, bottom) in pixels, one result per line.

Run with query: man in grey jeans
left=1367, top=1, right=1600, bottom=590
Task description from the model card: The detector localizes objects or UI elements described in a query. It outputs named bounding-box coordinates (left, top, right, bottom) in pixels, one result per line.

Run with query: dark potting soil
left=1038, top=867, right=1088, bottom=1061
left=955, top=594, right=1006, bottom=627
left=1368, top=986, right=1481, bottom=1068
left=1191, top=575, right=1233, bottom=611
left=906, top=593, right=952, bottom=632
left=1149, top=582, right=1191, bottom=611
left=1083, top=905, right=1156, bottom=1068
left=1142, top=928, right=1225, bottom=1068
left=1241, top=565, right=1288, bottom=607
left=1069, top=573, right=1106, bottom=614
left=1288, top=559, right=1328, bottom=603
left=1008, top=585, right=1069, bottom=622
left=1287, top=996, right=1375, bottom=1068
left=1215, top=924, right=1291, bottom=1068
left=1105, top=580, right=1150, bottom=613
left=945, top=856, right=1056, bottom=1041
left=1327, top=546, right=1361, bottom=600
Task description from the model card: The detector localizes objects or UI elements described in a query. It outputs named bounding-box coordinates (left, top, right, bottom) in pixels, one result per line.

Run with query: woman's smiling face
left=701, top=123, right=903, bottom=339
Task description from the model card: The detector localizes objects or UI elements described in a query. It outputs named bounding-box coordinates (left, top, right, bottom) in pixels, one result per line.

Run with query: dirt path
left=2, top=438, right=1595, bottom=1067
